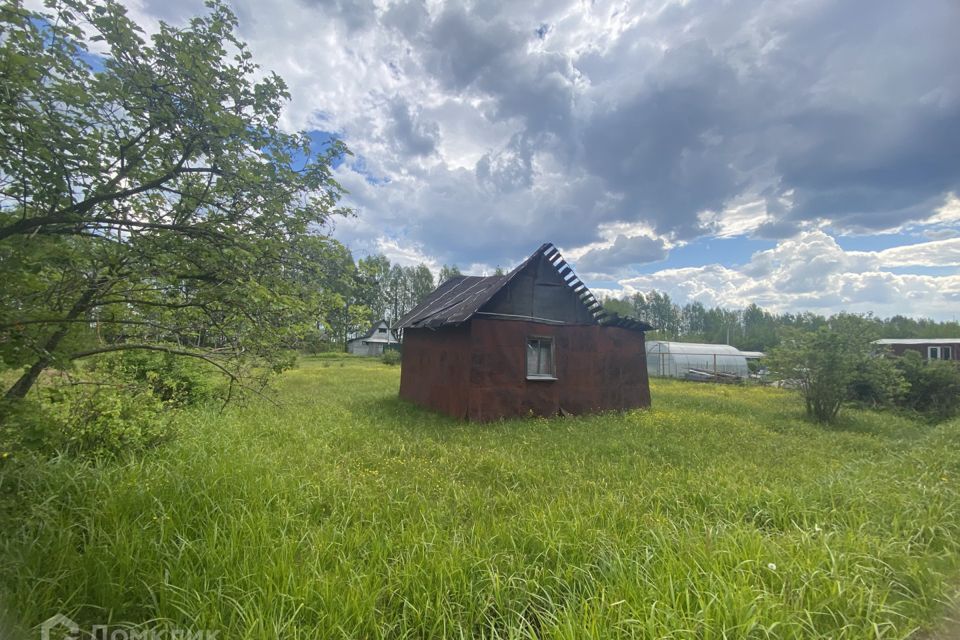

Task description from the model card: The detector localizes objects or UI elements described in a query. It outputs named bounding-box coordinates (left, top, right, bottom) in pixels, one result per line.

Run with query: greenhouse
left=646, top=341, right=752, bottom=380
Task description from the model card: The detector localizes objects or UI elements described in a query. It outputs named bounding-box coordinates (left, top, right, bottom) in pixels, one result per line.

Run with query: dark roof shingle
left=397, top=243, right=653, bottom=332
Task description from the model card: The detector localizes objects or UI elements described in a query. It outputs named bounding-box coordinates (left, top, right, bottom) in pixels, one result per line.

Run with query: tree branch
left=67, top=344, right=282, bottom=408
left=0, top=146, right=218, bottom=241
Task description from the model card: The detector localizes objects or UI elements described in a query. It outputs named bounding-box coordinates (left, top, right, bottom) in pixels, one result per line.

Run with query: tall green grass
left=2, top=358, right=959, bottom=638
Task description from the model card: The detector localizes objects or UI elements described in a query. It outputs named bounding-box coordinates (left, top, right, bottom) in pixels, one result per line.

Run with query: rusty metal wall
left=400, top=319, right=652, bottom=421
left=467, top=319, right=651, bottom=421
left=399, top=325, right=472, bottom=418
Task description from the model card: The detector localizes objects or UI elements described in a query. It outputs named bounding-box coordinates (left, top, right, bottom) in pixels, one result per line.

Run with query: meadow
left=1, top=356, right=959, bottom=639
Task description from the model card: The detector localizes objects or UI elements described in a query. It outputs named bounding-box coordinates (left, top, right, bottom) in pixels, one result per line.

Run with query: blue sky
left=108, top=0, right=960, bottom=318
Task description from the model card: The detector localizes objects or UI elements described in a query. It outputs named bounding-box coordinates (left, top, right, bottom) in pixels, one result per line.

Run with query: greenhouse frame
left=646, top=341, right=753, bottom=380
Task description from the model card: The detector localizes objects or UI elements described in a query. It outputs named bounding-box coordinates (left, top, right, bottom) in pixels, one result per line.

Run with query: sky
left=115, top=0, right=959, bottom=319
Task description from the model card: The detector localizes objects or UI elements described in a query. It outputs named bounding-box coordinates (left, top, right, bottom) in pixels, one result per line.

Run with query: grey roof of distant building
left=348, top=320, right=398, bottom=344
left=873, top=338, right=960, bottom=345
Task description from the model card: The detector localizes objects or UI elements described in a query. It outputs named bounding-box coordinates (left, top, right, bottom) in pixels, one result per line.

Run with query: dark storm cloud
left=420, top=5, right=577, bottom=133
left=381, top=0, right=428, bottom=38
left=484, top=1, right=951, bottom=238
left=476, top=134, right=534, bottom=192
left=387, top=97, right=439, bottom=156
left=575, top=39, right=749, bottom=239
left=305, top=0, right=377, bottom=32
left=575, top=235, right=669, bottom=275
left=326, top=0, right=960, bottom=269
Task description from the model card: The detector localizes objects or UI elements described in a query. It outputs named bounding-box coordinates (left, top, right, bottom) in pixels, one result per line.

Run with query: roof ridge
left=397, top=243, right=649, bottom=332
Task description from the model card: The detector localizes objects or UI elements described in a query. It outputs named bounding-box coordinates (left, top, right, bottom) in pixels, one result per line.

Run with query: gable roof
left=397, top=243, right=653, bottom=332
left=348, top=319, right=398, bottom=343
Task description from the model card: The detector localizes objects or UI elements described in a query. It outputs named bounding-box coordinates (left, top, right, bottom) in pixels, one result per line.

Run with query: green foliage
left=381, top=349, right=401, bottom=366
left=438, top=264, right=462, bottom=283
left=46, top=384, right=171, bottom=457
left=2, top=360, right=960, bottom=637
left=0, top=0, right=349, bottom=400
left=1, top=382, right=171, bottom=460
left=295, top=328, right=336, bottom=354
left=605, top=290, right=960, bottom=352
left=768, top=319, right=879, bottom=424
left=847, top=351, right=908, bottom=409
left=94, top=351, right=217, bottom=407
left=895, top=351, right=960, bottom=421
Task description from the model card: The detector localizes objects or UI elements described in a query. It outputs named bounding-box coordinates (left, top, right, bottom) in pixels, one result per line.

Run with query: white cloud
left=92, top=0, right=960, bottom=318
left=616, top=230, right=960, bottom=319
left=375, top=237, right=440, bottom=272
left=875, top=237, right=960, bottom=267
left=117, top=0, right=957, bottom=271
left=929, top=193, right=960, bottom=225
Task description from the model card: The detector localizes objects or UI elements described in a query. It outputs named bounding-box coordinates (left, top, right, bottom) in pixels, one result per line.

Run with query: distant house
left=873, top=338, right=960, bottom=361
left=396, top=243, right=653, bottom=421
left=346, top=320, right=399, bottom=356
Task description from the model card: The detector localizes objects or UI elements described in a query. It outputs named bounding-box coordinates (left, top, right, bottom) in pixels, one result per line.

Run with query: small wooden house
left=873, top=338, right=959, bottom=361
left=347, top=320, right=399, bottom=356
left=397, top=243, right=653, bottom=421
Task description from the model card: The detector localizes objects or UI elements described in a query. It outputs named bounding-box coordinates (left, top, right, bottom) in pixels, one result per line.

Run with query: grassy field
left=2, top=357, right=960, bottom=639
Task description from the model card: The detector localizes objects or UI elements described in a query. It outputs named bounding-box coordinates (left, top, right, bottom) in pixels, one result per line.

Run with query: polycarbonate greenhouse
left=646, top=341, right=750, bottom=379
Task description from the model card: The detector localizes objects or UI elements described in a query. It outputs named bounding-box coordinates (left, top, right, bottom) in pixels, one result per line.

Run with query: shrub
left=895, top=351, right=960, bottom=421
left=768, top=317, right=887, bottom=424
left=381, top=350, right=401, bottom=366
left=1, top=382, right=173, bottom=460
left=94, top=350, right=216, bottom=407
left=848, top=352, right=908, bottom=409
left=297, top=329, right=336, bottom=354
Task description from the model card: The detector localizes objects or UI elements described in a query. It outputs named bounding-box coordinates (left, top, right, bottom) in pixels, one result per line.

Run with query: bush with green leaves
left=768, top=317, right=885, bottom=424
left=381, top=349, right=401, bottom=366
left=94, top=351, right=217, bottom=407
left=894, top=351, right=960, bottom=421
left=1, top=382, right=172, bottom=460
left=847, top=350, right=908, bottom=409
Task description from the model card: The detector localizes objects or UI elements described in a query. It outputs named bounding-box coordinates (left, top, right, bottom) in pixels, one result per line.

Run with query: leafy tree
left=356, top=254, right=392, bottom=321
left=385, top=265, right=408, bottom=323
left=681, top=301, right=708, bottom=338
left=768, top=319, right=879, bottom=424
left=405, top=264, right=435, bottom=311
left=438, top=264, right=462, bottom=284
left=602, top=297, right=634, bottom=319
left=297, top=240, right=371, bottom=350
left=847, top=349, right=908, bottom=409
left=633, top=291, right=681, bottom=340
left=0, top=1, right=349, bottom=400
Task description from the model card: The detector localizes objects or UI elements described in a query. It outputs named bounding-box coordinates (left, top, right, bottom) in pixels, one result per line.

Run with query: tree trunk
left=4, top=326, right=72, bottom=400
left=4, top=284, right=99, bottom=400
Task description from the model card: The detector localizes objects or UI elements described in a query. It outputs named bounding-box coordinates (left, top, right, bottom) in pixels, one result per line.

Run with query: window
left=929, top=346, right=953, bottom=360
left=377, top=327, right=387, bottom=334
left=526, top=337, right=556, bottom=379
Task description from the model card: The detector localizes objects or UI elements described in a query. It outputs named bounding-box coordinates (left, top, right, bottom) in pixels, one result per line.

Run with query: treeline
left=305, top=240, right=461, bottom=351
left=603, top=292, right=960, bottom=352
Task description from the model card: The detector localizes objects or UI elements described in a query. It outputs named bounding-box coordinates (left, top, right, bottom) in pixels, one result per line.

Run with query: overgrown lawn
left=2, top=357, right=959, bottom=638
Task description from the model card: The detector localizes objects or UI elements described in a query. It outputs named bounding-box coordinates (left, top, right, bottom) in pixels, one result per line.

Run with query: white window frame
left=928, top=346, right=953, bottom=360
left=526, top=336, right=557, bottom=380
